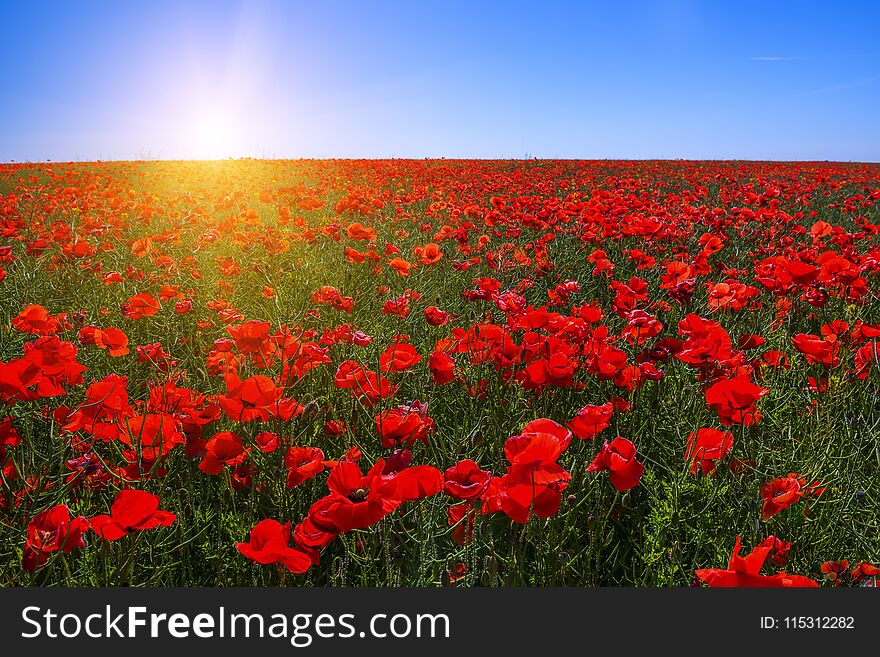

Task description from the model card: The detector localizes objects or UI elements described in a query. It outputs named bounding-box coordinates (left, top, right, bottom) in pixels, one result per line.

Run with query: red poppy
left=226, top=319, right=274, bottom=355
left=90, top=490, right=176, bottom=540
left=254, top=431, right=280, bottom=452
left=567, top=402, right=613, bottom=440
left=850, top=562, right=880, bottom=585
left=13, top=337, right=87, bottom=398
left=22, top=505, right=89, bottom=572
left=324, top=420, right=346, bottom=436
left=520, top=352, right=577, bottom=391
left=792, top=333, right=840, bottom=368
left=705, top=375, right=768, bottom=426
left=696, top=536, right=818, bottom=587
left=333, top=362, right=398, bottom=406
left=443, top=460, right=492, bottom=501
left=85, top=326, right=130, bottom=357
left=423, top=306, right=450, bottom=326
left=306, top=459, right=441, bottom=534
left=587, top=437, right=644, bottom=491
left=0, top=358, right=39, bottom=403
left=236, top=519, right=313, bottom=574
left=285, top=446, right=326, bottom=488
left=376, top=401, right=434, bottom=448
left=388, top=257, right=412, bottom=276
left=64, top=374, right=131, bottom=440
left=119, top=413, right=185, bottom=462
left=379, top=342, right=421, bottom=372
left=0, top=417, right=22, bottom=449
left=760, top=473, right=822, bottom=520
left=218, top=373, right=302, bottom=422
left=482, top=419, right=573, bottom=523
left=429, top=351, right=455, bottom=384
left=199, top=432, right=249, bottom=475
left=12, top=304, right=62, bottom=335
left=759, top=535, right=792, bottom=567
left=381, top=295, right=411, bottom=317
left=122, top=293, right=160, bottom=319
left=821, top=560, right=849, bottom=583
left=416, top=243, right=443, bottom=265
left=855, top=342, right=879, bottom=380
left=311, top=286, right=354, bottom=313
left=685, top=428, right=734, bottom=475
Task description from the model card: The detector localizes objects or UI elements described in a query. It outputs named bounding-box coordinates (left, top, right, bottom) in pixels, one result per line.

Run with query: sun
left=187, top=108, right=238, bottom=160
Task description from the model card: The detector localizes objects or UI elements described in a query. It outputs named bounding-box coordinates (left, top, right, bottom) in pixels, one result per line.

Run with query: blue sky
left=1, top=0, right=878, bottom=161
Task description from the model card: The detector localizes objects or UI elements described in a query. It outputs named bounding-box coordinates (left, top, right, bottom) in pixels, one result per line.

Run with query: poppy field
left=1, top=158, right=880, bottom=587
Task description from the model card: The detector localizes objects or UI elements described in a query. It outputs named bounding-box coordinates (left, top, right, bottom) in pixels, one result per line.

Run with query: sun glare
left=186, top=108, right=238, bottom=160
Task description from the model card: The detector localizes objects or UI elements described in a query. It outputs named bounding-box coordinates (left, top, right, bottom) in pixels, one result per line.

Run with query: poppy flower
left=12, top=336, right=87, bottom=398
left=199, top=432, right=249, bottom=475
left=90, top=490, right=176, bottom=541
left=345, top=222, right=377, bottom=242
left=855, top=342, right=879, bottom=380
left=482, top=419, right=573, bottom=523
left=416, top=243, right=443, bottom=265
left=218, top=374, right=302, bottom=422
left=63, top=374, right=131, bottom=440
left=307, top=459, right=441, bottom=534
left=122, top=293, right=160, bottom=319
left=22, top=505, right=89, bottom=573
left=695, top=536, right=818, bottom=587
left=0, top=417, right=22, bottom=453
left=12, top=305, right=62, bottom=335
left=567, top=402, right=613, bottom=440
left=80, top=326, right=130, bottom=357
left=236, top=519, right=313, bottom=574
left=379, top=342, right=421, bottom=372
left=311, top=286, right=354, bottom=313
left=423, top=306, right=450, bottom=326
left=333, top=362, right=398, bottom=406
left=285, top=446, right=326, bottom=488
left=759, top=535, right=792, bottom=567
left=379, top=296, right=407, bottom=317
left=850, top=562, right=880, bottom=585
left=587, top=437, right=644, bottom=491
left=388, top=257, right=412, bottom=276
left=760, top=473, right=822, bottom=520
left=685, top=428, right=734, bottom=475
left=429, top=351, right=455, bottom=384
left=792, top=333, right=840, bottom=368
left=226, top=320, right=273, bottom=355
left=820, top=560, right=849, bottom=583
left=255, top=431, right=280, bottom=452
left=520, top=352, right=577, bottom=391
left=705, top=375, right=768, bottom=426
left=324, top=420, right=346, bottom=436
left=119, top=413, right=185, bottom=462
left=345, top=246, right=366, bottom=263
left=443, top=460, right=492, bottom=501
left=0, top=358, right=39, bottom=402
left=376, top=402, right=435, bottom=448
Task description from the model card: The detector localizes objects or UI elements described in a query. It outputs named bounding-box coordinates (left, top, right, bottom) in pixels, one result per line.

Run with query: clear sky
left=1, top=0, right=878, bottom=162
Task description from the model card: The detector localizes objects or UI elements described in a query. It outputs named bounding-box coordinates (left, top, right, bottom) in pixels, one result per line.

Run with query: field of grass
left=1, top=158, right=879, bottom=587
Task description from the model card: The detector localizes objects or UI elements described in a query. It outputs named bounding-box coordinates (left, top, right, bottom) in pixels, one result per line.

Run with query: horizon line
left=3, top=157, right=880, bottom=166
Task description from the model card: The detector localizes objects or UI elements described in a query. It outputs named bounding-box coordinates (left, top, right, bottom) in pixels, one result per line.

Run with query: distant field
left=1, top=159, right=879, bottom=586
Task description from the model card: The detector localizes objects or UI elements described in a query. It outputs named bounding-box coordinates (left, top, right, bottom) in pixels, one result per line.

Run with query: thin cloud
left=807, top=76, right=879, bottom=95
left=749, top=56, right=796, bottom=61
